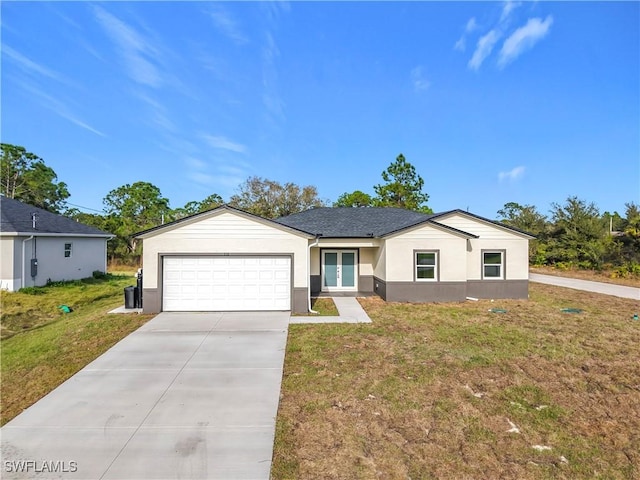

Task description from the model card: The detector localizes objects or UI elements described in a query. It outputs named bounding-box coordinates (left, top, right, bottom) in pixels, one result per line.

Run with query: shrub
left=18, top=287, right=46, bottom=295
left=611, top=262, right=640, bottom=279
left=92, top=270, right=108, bottom=280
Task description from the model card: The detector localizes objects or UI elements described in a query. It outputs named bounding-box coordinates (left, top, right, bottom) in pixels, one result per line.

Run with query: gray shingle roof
left=275, top=207, right=438, bottom=237
left=0, top=196, right=112, bottom=236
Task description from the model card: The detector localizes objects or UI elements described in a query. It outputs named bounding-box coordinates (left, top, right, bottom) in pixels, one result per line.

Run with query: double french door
left=322, top=250, right=358, bottom=291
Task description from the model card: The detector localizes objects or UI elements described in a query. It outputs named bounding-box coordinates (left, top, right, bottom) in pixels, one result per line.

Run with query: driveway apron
left=1, top=311, right=290, bottom=480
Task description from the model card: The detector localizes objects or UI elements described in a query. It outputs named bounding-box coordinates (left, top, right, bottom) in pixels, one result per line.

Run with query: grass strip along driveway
left=273, top=283, right=640, bottom=479
left=1, top=274, right=153, bottom=425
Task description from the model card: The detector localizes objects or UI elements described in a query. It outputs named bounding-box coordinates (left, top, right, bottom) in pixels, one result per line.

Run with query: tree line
left=2, top=143, right=638, bottom=276
left=497, top=199, right=640, bottom=277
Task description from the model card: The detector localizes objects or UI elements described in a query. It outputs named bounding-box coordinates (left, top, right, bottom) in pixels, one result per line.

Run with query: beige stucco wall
left=141, top=211, right=310, bottom=289
left=384, top=224, right=468, bottom=282
left=310, top=245, right=377, bottom=276
left=373, top=242, right=386, bottom=279
left=359, top=248, right=375, bottom=276
left=435, top=213, right=530, bottom=280
left=465, top=239, right=529, bottom=280
left=310, top=247, right=320, bottom=275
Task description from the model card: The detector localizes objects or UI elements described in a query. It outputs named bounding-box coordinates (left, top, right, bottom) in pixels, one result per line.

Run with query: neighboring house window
left=483, top=251, right=504, bottom=279
left=416, top=251, right=438, bottom=281
left=64, top=243, right=73, bottom=258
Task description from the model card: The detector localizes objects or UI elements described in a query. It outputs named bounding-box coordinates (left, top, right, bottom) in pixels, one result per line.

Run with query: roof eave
left=381, top=218, right=478, bottom=239
left=431, top=209, right=536, bottom=239
left=1, top=231, right=113, bottom=238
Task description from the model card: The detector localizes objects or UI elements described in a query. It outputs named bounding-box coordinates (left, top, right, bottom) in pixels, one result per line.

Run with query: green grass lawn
left=272, top=284, right=640, bottom=479
left=1, top=274, right=152, bottom=425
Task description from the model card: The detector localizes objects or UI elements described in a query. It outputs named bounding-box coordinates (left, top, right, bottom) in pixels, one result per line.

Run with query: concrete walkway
left=289, top=296, right=372, bottom=324
left=530, top=273, right=640, bottom=300
left=1, top=312, right=289, bottom=480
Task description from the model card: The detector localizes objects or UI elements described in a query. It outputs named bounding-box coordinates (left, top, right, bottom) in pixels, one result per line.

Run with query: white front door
left=322, top=250, right=358, bottom=291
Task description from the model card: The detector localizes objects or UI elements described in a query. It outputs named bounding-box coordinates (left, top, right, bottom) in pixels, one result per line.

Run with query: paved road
left=530, top=273, right=640, bottom=300
left=1, top=312, right=289, bottom=480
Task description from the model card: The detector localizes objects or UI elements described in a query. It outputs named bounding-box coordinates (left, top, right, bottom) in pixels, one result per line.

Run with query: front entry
left=322, top=250, right=358, bottom=292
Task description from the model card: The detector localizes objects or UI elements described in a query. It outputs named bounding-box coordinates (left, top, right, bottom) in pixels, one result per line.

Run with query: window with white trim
left=64, top=243, right=73, bottom=258
left=482, top=251, right=503, bottom=279
left=415, top=251, right=438, bottom=281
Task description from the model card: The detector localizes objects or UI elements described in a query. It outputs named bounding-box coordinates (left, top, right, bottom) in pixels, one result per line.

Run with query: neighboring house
left=136, top=205, right=534, bottom=314
left=0, top=196, right=113, bottom=291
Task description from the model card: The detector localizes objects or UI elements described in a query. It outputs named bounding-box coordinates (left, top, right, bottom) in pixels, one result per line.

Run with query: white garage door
left=162, top=256, right=291, bottom=312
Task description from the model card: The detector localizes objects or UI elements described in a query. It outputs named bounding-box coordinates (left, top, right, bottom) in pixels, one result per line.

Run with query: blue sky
left=2, top=1, right=638, bottom=219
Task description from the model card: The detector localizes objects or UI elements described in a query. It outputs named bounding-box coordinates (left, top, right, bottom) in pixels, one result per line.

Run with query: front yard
left=273, top=283, right=640, bottom=479
left=2, top=275, right=638, bottom=478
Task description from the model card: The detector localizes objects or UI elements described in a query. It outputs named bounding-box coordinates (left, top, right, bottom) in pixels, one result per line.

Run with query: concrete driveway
left=1, top=312, right=289, bottom=480
left=530, top=273, right=640, bottom=300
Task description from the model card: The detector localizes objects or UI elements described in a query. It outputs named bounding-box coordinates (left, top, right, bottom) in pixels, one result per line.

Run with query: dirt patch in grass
left=531, top=266, right=640, bottom=288
left=272, top=284, right=640, bottom=479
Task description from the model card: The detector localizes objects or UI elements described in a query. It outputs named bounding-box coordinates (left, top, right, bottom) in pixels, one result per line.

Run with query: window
left=483, top=251, right=503, bottom=279
left=416, top=251, right=437, bottom=281
left=64, top=243, right=72, bottom=258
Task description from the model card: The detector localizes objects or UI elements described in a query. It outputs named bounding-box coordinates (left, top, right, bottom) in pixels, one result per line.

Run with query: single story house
left=0, top=196, right=113, bottom=291
left=136, top=205, right=534, bottom=314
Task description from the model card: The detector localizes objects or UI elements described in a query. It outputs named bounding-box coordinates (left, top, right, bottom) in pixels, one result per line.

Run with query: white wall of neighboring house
left=1, top=236, right=108, bottom=291
left=0, top=237, right=21, bottom=290
left=19, top=236, right=108, bottom=288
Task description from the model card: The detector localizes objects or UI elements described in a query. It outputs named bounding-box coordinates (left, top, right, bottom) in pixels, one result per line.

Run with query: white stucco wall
left=435, top=213, right=530, bottom=280
left=141, top=211, right=310, bottom=289
left=384, top=224, right=468, bottom=282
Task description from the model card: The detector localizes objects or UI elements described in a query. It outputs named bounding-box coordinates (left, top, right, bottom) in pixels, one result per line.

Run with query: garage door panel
left=163, top=256, right=291, bottom=312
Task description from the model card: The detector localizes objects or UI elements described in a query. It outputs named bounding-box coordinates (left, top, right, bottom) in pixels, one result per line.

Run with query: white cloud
left=500, top=1, right=522, bottom=23
left=410, top=66, right=431, bottom=91
left=466, top=17, right=478, bottom=33
left=18, top=81, right=105, bottom=137
left=498, top=16, right=554, bottom=68
left=261, top=32, right=285, bottom=126
left=184, top=157, right=207, bottom=170
left=207, top=5, right=248, bottom=45
left=454, top=17, right=478, bottom=52
left=3, top=45, right=70, bottom=84
left=92, top=6, right=162, bottom=87
left=187, top=171, right=217, bottom=186
left=468, top=30, right=501, bottom=71
left=498, top=166, right=525, bottom=182
left=201, top=134, right=247, bottom=154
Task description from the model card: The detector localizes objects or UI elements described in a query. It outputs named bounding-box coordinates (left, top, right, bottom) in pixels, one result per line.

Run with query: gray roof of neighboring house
left=0, top=196, right=112, bottom=237
left=275, top=207, right=459, bottom=237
